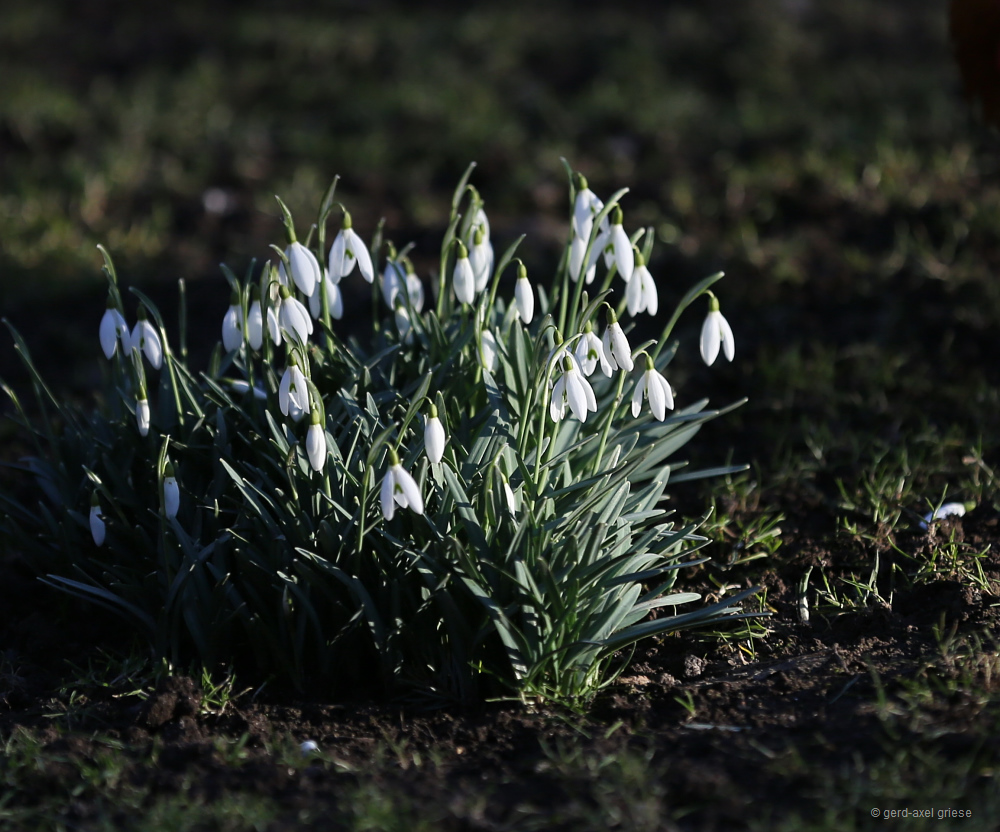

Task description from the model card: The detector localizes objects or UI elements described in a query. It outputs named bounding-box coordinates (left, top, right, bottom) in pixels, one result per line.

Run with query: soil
left=2, top=501, right=998, bottom=830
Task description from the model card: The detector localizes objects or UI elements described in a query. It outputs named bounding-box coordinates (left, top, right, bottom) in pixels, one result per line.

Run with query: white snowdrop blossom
left=631, top=355, right=674, bottom=421
left=394, top=300, right=413, bottom=344
left=569, top=235, right=597, bottom=285
left=222, top=291, right=244, bottom=352
left=626, top=252, right=658, bottom=317
left=300, top=741, right=319, bottom=756
left=699, top=295, right=735, bottom=366
left=380, top=448, right=424, bottom=520
left=572, top=175, right=604, bottom=241
left=382, top=260, right=425, bottom=313
left=575, top=326, right=612, bottom=377
left=452, top=241, right=475, bottom=305
left=328, top=211, right=374, bottom=283
left=514, top=264, right=534, bottom=324
left=479, top=329, right=498, bottom=372
left=89, top=494, right=105, bottom=546
left=919, top=501, right=970, bottom=530
left=128, top=312, right=163, bottom=370
left=163, top=462, right=180, bottom=519
left=136, top=396, right=150, bottom=436
left=277, top=286, right=313, bottom=345
left=247, top=297, right=264, bottom=350
left=424, top=405, right=445, bottom=464
left=550, top=357, right=597, bottom=423
left=469, top=225, right=494, bottom=293
left=309, top=275, right=344, bottom=321
left=602, top=313, right=634, bottom=372
left=285, top=241, right=321, bottom=297
left=99, top=303, right=128, bottom=359
left=279, top=362, right=310, bottom=422
left=306, top=410, right=326, bottom=472
left=607, top=206, right=634, bottom=283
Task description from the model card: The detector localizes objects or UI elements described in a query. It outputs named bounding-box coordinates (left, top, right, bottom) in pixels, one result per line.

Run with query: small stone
left=684, top=655, right=706, bottom=679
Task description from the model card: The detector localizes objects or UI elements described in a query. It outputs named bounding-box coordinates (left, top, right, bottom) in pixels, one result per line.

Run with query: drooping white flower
left=632, top=355, right=674, bottom=422
left=136, top=396, right=150, bottom=436
left=89, top=493, right=105, bottom=546
left=222, top=291, right=244, bottom=352
left=469, top=225, right=494, bottom=294
left=607, top=205, right=634, bottom=283
left=128, top=311, right=163, bottom=370
left=285, top=241, right=321, bottom=297
left=277, top=286, right=313, bottom=345
left=306, top=410, right=326, bottom=472
left=309, top=275, right=344, bottom=321
left=469, top=204, right=491, bottom=242
left=479, top=329, right=498, bottom=372
left=572, top=174, right=604, bottom=241
left=626, top=253, right=658, bottom=317
left=247, top=297, right=264, bottom=350
left=382, top=259, right=425, bottom=313
left=452, top=241, right=475, bottom=305
left=575, top=325, right=612, bottom=377
left=394, top=300, right=413, bottom=344
left=424, top=406, right=445, bottom=464
left=279, top=362, right=310, bottom=422
left=99, top=302, right=128, bottom=359
left=569, top=236, right=597, bottom=285
left=380, top=448, right=424, bottom=520
left=266, top=303, right=281, bottom=347
left=502, top=476, right=517, bottom=517
left=163, top=461, right=180, bottom=519
left=700, top=295, right=735, bottom=366
left=328, top=211, right=373, bottom=283
left=514, top=264, right=534, bottom=324
left=602, top=313, right=634, bottom=372
left=919, top=501, right=971, bottom=530
left=550, top=357, right=597, bottom=423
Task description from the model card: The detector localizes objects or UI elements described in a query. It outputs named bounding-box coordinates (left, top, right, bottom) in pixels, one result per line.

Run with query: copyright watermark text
left=871, top=808, right=972, bottom=819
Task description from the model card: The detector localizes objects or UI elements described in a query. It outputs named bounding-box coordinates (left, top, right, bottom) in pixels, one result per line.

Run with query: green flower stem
left=592, top=369, right=628, bottom=475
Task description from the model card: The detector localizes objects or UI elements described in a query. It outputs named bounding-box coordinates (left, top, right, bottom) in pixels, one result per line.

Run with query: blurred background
left=2, top=0, right=999, bottom=490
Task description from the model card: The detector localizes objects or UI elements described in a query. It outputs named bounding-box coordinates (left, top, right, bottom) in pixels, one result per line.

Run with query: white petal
left=247, top=302, right=263, bottom=350
left=626, top=271, right=643, bottom=316
left=347, top=229, right=374, bottom=283
left=647, top=370, right=666, bottom=421
left=424, top=416, right=445, bottom=463
left=612, top=225, right=634, bottom=282
left=574, top=336, right=596, bottom=376
left=222, top=305, right=243, bottom=352
left=602, top=329, right=618, bottom=371
left=655, top=371, right=675, bottom=411
left=631, top=374, right=646, bottom=418
left=267, top=306, right=281, bottom=346
left=278, top=368, right=292, bottom=416
left=164, top=477, right=180, bottom=519
left=306, top=423, right=326, bottom=472
left=480, top=330, right=498, bottom=372
left=393, top=464, right=424, bottom=515
left=644, top=271, right=659, bottom=316
left=328, top=232, right=348, bottom=280
left=719, top=313, right=735, bottom=361
left=137, top=399, right=150, bottom=436
left=406, top=273, right=425, bottom=312
left=610, top=324, right=633, bottom=371
left=454, top=258, right=475, bottom=304
left=100, top=310, right=119, bottom=359
left=582, top=375, right=597, bottom=412
left=286, top=242, right=320, bottom=297
left=572, top=189, right=594, bottom=240
left=290, top=367, right=310, bottom=417
left=281, top=297, right=313, bottom=343
left=503, top=481, right=517, bottom=517
left=515, top=277, right=533, bottom=324
left=381, top=263, right=404, bottom=307
left=700, top=312, right=721, bottom=366
left=90, top=505, right=105, bottom=546
left=141, top=323, right=163, bottom=369
left=551, top=375, right=567, bottom=422
left=566, top=371, right=589, bottom=421
left=380, top=469, right=396, bottom=520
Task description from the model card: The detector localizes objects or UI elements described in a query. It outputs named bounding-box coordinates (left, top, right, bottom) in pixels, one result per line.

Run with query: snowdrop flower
left=424, top=404, right=445, bottom=463
left=309, top=275, right=344, bottom=321
left=632, top=354, right=674, bottom=421
left=452, top=241, right=475, bottom=305
left=222, top=290, right=244, bottom=353
left=572, top=173, right=605, bottom=241
left=382, top=259, right=425, bottom=313
left=569, top=235, right=597, bottom=285
left=89, top=493, right=105, bottom=546
left=700, top=294, right=735, bottom=366
left=606, top=205, right=634, bottom=283
left=99, top=300, right=128, bottom=359
left=626, top=251, right=658, bottom=317
left=394, top=300, right=413, bottom=344
left=277, top=286, right=313, bottom=345
left=514, top=263, right=533, bottom=324
left=919, top=501, right=971, bottom=530
left=136, top=395, right=150, bottom=436
left=247, top=293, right=264, bottom=350
left=128, top=309, right=163, bottom=370
left=285, top=241, right=321, bottom=298
left=279, top=360, right=310, bottom=422
left=602, top=310, right=634, bottom=372
left=502, top=475, right=517, bottom=517
left=300, top=740, right=319, bottom=756
left=575, top=323, right=612, bottom=377
left=469, top=225, right=494, bottom=294
left=479, top=329, right=498, bottom=372
left=328, top=210, right=374, bottom=283
left=380, top=448, right=424, bottom=520
left=163, top=461, right=180, bottom=519
left=469, top=203, right=490, bottom=242
left=306, top=409, right=326, bottom=472
left=550, top=356, right=597, bottom=423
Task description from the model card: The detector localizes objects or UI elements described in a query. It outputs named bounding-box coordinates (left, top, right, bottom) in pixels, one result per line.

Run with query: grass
left=3, top=0, right=1000, bottom=829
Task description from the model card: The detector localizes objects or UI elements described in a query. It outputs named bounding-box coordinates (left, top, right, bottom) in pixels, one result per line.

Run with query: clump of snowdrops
left=1, top=164, right=758, bottom=704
